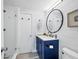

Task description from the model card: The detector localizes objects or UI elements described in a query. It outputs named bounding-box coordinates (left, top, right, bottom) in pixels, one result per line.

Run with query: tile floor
left=16, top=52, right=39, bottom=59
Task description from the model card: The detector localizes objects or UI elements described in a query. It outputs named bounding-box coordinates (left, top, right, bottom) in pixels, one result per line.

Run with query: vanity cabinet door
left=44, top=40, right=59, bottom=59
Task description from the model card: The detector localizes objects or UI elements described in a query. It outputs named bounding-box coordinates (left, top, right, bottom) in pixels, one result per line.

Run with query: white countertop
left=36, top=34, right=58, bottom=41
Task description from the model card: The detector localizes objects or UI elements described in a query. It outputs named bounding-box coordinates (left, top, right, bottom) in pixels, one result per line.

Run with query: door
left=3, top=7, right=17, bottom=58
left=18, top=13, right=32, bottom=53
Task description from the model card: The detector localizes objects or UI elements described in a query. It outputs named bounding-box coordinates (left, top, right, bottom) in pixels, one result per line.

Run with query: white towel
left=62, top=48, right=78, bottom=59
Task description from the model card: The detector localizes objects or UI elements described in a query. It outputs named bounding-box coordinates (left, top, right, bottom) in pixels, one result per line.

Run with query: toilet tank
left=62, top=48, right=78, bottom=59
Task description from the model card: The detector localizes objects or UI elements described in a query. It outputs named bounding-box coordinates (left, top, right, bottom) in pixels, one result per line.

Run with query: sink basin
left=36, top=34, right=58, bottom=41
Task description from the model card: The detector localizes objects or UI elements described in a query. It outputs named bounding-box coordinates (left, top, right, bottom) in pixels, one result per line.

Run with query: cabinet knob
left=46, top=45, right=54, bottom=49
left=49, top=45, right=54, bottom=49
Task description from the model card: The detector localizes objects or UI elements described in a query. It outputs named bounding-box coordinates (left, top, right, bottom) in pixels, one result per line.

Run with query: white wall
left=44, top=0, right=78, bottom=58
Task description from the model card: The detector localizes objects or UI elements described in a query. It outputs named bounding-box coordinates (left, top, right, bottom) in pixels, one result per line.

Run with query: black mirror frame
left=46, top=9, right=64, bottom=33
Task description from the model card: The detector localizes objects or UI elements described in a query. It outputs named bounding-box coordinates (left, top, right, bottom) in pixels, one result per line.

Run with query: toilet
left=62, top=48, right=78, bottom=59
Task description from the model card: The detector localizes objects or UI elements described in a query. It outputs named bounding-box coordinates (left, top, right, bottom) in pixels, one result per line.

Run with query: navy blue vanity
left=36, top=35, right=59, bottom=59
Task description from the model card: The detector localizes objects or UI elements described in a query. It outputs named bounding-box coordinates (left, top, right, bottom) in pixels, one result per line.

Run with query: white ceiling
left=4, top=0, right=60, bottom=11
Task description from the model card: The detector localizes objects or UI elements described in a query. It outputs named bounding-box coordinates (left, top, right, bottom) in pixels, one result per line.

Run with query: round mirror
left=46, top=9, right=64, bottom=33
